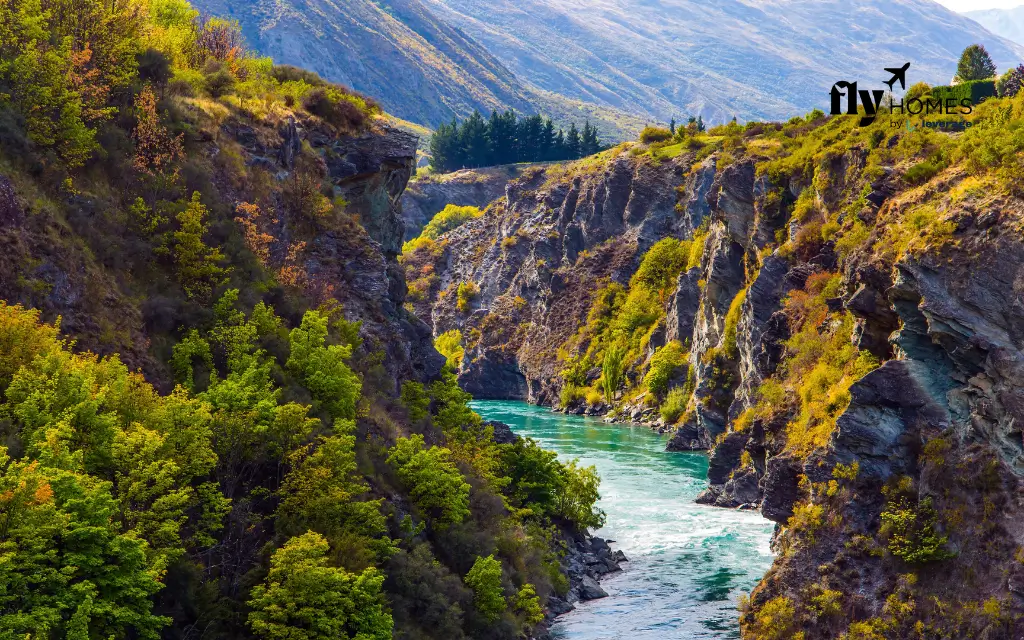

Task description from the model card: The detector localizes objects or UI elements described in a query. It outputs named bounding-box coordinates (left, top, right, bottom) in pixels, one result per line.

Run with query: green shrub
left=422, top=205, right=482, bottom=240
left=632, top=238, right=691, bottom=295
left=498, top=438, right=563, bottom=516
left=601, top=343, right=625, bottom=401
left=660, top=388, right=688, bottom=424
left=287, top=310, right=362, bottom=420
left=929, top=79, right=995, bottom=106
left=302, top=86, right=377, bottom=131
left=639, top=126, right=673, bottom=144
left=248, top=532, right=393, bottom=640
left=513, top=583, right=544, bottom=625
left=880, top=485, right=954, bottom=564
left=456, top=281, right=479, bottom=313
left=747, top=596, right=800, bottom=640
left=434, top=329, right=465, bottom=368
left=560, top=383, right=585, bottom=408
left=387, top=435, right=471, bottom=527
left=555, top=460, right=606, bottom=530
left=643, top=341, right=687, bottom=396
left=722, top=287, right=747, bottom=358
left=903, top=161, right=940, bottom=185
left=560, top=355, right=591, bottom=387
left=464, top=555, right=506, bottom=623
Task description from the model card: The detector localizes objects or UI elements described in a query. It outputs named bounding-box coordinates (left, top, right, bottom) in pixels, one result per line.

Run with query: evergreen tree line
left=430, top=110, right=603, bottom=173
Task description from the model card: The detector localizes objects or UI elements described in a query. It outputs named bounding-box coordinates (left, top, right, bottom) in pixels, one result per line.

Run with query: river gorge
left=472, top=401, right=775, bottom=639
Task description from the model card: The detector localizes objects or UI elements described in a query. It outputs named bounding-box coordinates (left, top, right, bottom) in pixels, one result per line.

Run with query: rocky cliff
left=401, top=164, right=535, bottom=240
left=410, top=103, right=1024, bottom=636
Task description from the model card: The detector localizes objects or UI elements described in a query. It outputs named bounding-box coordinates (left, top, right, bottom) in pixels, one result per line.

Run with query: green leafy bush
left=660, top=388, right=688, bottom=424
left=435, top=329, right=465, bottom=368
left=387, top=435, right=471, bottom=527
left=287, top=311, right=362, bottom=420
left=601, top=343, right=626, bottom=401
left=639, top=126, right=673, bottom=144
left=248, top=532, right=393, bottom=640
left=880, top=481, right=954, bottom=564
left=903, top=160, right=940, bottom=185
left=456, top=282, right=479, bottom=313
left=464, top=555, right=506, bottom=623
left=929, top=79, right=996, bottom=106
left=644, top=341, right=687, bottom=397
left=555, top=461, right=606, bottom=530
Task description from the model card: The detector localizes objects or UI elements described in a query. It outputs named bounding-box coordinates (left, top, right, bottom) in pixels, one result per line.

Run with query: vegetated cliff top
left=423, top=0, right=1024, bottom=123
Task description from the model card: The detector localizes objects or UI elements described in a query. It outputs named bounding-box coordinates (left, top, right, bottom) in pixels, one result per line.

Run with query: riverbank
left=473, top=400, right=774, bottom=639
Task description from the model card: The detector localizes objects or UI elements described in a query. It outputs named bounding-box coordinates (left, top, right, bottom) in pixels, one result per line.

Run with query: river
left=471, top=400, right=775, bottom=640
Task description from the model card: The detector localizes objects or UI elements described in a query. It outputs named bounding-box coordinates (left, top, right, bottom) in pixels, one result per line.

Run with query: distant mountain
left=192, top=0, right=1024, bottom=137
left=965, top=6, right=1024, bottom=48
left=188, top=0, right=536, bottom=127
left=190, top=0, right=646, bottom=139
left=422, top=0, right=1024, bottom=123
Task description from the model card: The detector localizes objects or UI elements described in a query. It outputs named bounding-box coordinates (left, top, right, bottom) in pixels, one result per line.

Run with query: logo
left=829, top=63, right=975, bottom=127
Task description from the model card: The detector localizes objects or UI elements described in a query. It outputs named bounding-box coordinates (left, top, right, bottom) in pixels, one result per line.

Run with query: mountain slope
left=190, top=0, right=648, bottom=138
left=966, top=6, right=1024, bottom=47
left=423, top=0, right=1024, bottom=123
left=189, top=0, right=535, bottom=127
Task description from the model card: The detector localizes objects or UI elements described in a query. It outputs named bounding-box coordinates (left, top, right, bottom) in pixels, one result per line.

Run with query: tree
left=996, top=64, right=1024, bottom=98
left=387, top=435, right=471, bottom=527
left=459, top=110, right=489, bottom=168
left=555, top=460, right=606, bottom=530
left=248, top=532, right=393, bottom=640
left=601, top=342, right=625, bottom=401
left=133, top=84, right=183, bottom=177
left=565, top=123, right=581, bottom=159
left=277, top=435, right=386, bottom=553
left=464, top=555, right=505, bottom=623
left=513, top=583, right=544, bottom=625
left=9, top=38, right=96, bottom=167
left=0, top=455, right=168, bottom=639
left=287, top=310, right=362, bottom=420
left=173, top=192, right=228, bottom=299
left=956, top=44, right=996, bottom=82
left=498, top=437, right=563, bottom=517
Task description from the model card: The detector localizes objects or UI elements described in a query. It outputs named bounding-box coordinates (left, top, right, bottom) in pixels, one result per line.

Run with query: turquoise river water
left=471, top=400, right=775, bottom=640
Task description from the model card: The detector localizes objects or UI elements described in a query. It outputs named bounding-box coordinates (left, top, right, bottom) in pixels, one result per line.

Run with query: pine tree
left=956, top=44, right=997, bottom=82
left=669, top=118, right=676, bottom=135
left=459, top=110, right=489, bottom=168
left=565, top=123, right=581, bottom=159
left=541, top=118, right=555, bottom=161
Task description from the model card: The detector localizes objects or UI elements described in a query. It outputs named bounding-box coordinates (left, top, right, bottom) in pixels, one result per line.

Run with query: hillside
left=406, top=84, right=1024, bottom=635
left=966, top=6, right=1024, bottom=48
left=189, top=0, right=648, bottom=139
left=423, top=0, right=1024, bottom=123
left=187, top=0, right=534, bottom=127
left=0, top=2, right=612, bottom=638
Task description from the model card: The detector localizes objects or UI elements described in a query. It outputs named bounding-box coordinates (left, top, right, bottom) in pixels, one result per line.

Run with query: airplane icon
left=884, top=63, right=911, bottom=91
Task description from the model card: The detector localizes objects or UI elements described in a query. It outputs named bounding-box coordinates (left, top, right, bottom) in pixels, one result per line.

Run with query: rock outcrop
left=401, top=164, right=537, bottom=239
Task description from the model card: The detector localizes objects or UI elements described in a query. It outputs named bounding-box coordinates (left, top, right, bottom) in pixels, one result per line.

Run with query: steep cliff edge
left=410, top=99, right=1024, bottom=635
left=401, top=164, right=535, bottom=240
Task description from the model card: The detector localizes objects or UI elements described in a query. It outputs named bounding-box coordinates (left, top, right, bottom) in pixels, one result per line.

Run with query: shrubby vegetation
left=559, top=236, right=702, bottom=413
